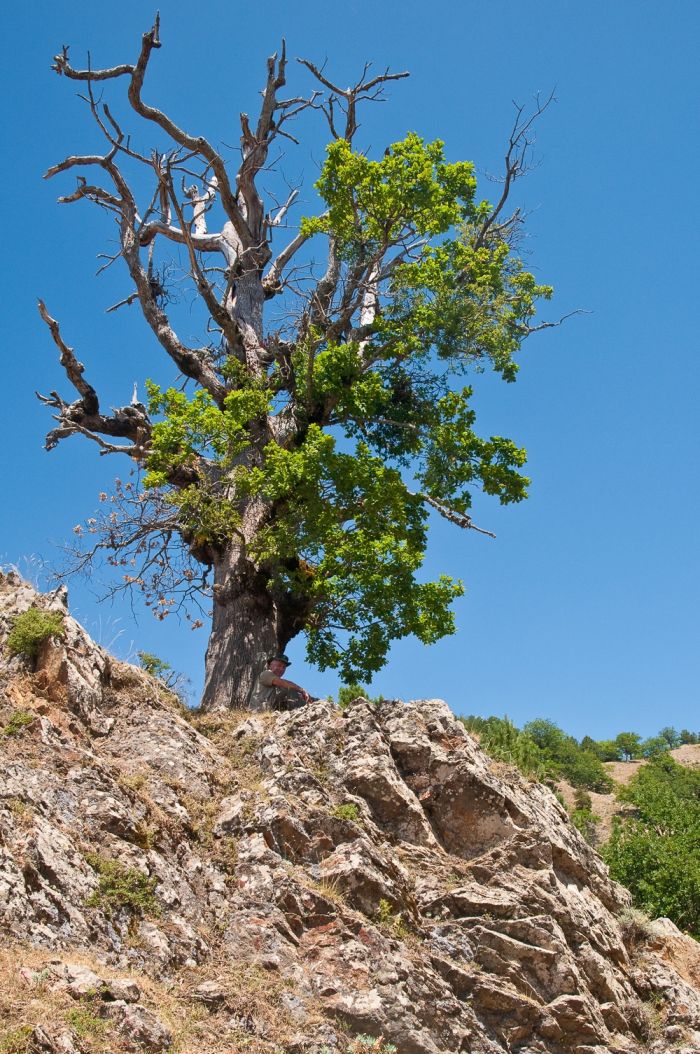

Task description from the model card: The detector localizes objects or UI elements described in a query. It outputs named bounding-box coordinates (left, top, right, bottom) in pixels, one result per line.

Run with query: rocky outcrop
left=1, top=570, right=699, bottom=1053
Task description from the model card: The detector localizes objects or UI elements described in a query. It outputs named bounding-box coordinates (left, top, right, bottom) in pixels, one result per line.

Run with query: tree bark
left=200, top=541, right=308, bottom=711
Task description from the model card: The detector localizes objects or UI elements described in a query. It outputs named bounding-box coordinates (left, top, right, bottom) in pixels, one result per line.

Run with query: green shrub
left=336, top=683, right=384, bottom=709
left=349, top=1035, right=397, bottom=1053
left=85, top=854, right=159, bottom=917
left=137, top=649, right=191, bottom=705
left=571, top=807, right=600, bottom=844
left=2, top=709, right=35, bottom=737
left=6, top=607, right=65, bottom=658
left=331, top=802, right=361, bottom=822
left=66, top=1007, right=107, bottom=1038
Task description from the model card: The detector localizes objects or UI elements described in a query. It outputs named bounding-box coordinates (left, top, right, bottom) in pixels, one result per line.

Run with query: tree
left=640, top=735, right=670, bottom=758
left=602, top=755, right=700, bottom=937
left=614, top=732, right=643, bottom=762
left=39, top=18, right=560, bottom=710
left=594, top=739, right=620, bottom=762
left=657, top=725, right=681, bottom=749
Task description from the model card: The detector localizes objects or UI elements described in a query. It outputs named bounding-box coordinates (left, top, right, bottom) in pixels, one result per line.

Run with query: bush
left=137, top=650, right=191, bottom=705
left=2, top=709, right=35, bottom=737
left=460, top=715, right=550, bottom=780
left=331, top=802, right=361, bottom=822
left=6, top=607, right=65, bottom=658
left=85, top=854, right=159, bottom=917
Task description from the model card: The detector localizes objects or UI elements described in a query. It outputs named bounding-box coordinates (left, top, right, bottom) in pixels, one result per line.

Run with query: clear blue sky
left=2, top=0, right=698, bottom=739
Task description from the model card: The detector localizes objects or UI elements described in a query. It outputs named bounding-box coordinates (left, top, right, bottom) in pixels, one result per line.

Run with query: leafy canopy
left=143, top=133, right=551, bottom=682
left=603, top=755, right=700, bottom=937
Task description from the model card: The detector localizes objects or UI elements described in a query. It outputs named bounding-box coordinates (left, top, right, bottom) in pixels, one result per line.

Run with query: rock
left=27, top=1027, right=82, bottom=1054
left=2, top=573, right=700, bottom=1054
left=103, top=1002, right=172, bottom=1052
left=191, top=979, right=227, bottom=1005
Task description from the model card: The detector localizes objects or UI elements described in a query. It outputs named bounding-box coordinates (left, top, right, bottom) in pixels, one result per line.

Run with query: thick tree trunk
left=200, top=544, right=299, bottom=711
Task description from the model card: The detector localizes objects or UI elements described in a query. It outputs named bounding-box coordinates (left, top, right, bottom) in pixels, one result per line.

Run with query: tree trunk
left=200, top=543, right=297, bottom=711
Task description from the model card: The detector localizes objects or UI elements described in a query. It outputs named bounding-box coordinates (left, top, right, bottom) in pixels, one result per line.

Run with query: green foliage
left=65, top=1007, right=107, bottom=1038
left=6, top=607, right=65, bottom=658
left=570, top=789, right=600, bottom=844
left=614, top=732, right=643, bottom=761
left=137, top=650, right=191, bottom=704
left=523, top=718, right=613, bottom=791
left=135, top=130, right=553, bottom=685
left=2, top=709, right=35, bottom=738
left=461, top=714, right=613, bottom=791
left=348, top=1036, right=397, bottom=1054
left=137, top=650, right=172, bottom=680
left=376, top=898, right=409, bottom=938
left=331, top=802, right=361, bottom=822
left=0, top=1028, right=32, bottom=1053
left=658, top=726, right=681, bottom=748
left=460, top=715, right=548, bottom=780
left=640, top=736, right=671, bottom=758
left=85, top=853, right=159, bottom=917
left=602, top=755, right=700, bottom=937
left=335, top=683, right=385, bottom=709
left=591, top=738, right=619, bottom=761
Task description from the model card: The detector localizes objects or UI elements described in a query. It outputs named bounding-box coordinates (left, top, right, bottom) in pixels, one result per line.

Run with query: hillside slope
left=1, top=571, right=699, bottom=1054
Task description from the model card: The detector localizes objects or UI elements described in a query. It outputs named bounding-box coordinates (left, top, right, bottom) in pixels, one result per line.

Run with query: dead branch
left=298, top=58, right=409, bottom=141
left=475, top=90, right=556, bottom=250
left=37, top=300, right=151, bottom=456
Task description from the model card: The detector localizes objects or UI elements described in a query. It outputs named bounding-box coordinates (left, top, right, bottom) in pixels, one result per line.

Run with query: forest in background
left=456, top=713, right=700, bottom=940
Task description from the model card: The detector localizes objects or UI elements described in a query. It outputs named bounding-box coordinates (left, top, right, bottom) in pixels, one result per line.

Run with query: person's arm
left=270, top=675, right=311, bottom=701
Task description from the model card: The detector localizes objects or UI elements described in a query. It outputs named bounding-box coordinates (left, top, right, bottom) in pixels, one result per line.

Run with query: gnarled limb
left=37, top=301, right=151, bottom=456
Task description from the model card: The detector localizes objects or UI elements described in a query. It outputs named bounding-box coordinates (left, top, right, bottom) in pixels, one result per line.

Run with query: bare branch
left=298, top=58, right=409, bottom=141
left=37, top=300, right=151, bottom=457
left=475, top=90, right=556, bottom=250
left=263, top=230, right=311, bottom=296
left=419, top=494, right=496, bottom=538
left=51, top=43, right=135, bottom=81
left=517, top=308, right=590, bottom=334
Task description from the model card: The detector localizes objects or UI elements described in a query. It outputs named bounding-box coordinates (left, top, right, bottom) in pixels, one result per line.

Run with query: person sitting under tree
left=249, top=655, right=314, bottom=712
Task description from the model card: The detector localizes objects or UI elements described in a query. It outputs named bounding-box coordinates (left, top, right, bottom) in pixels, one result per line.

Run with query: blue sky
left=2, top=0, right=698, bottom=739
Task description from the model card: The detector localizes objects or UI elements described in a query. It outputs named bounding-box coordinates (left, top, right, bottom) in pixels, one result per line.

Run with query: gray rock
left=2, top=573, right=699, bottom=1054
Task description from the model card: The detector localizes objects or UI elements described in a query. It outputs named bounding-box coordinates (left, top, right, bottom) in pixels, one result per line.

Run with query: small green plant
left=335, top=684, right=385, bottom=709
left=66, top=1007, right=108, bottom=1038
left=617, top=905, right=655, bottom=946
left=6, top=607, right=65, bottom=658
left=348, top=1035, right=397, bottom=1054
left=2, top=709, right=35, bottom=737
left=331, top=802, right=361, bottom=822
left=0, top=1027, right=32, bottom=1053
left=376, top=898, right=409, bottom=938
left=85, top=853, right=159, bottom=917
left=137, top=650, right=191, bottom=705
left=570, top=792, right=601, bottom=845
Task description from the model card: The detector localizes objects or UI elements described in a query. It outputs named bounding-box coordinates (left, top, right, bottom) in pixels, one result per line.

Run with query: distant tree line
left=458, top=716, right=699, bottom=790
left=459, top=714, right=700, bottom=938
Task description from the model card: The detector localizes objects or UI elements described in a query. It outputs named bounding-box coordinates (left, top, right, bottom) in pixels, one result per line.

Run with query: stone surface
left=1, top=571, right=699, bottom=1054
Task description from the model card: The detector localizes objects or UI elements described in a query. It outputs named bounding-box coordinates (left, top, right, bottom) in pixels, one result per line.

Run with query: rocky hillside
left=1, top=571, right=699, bottom=1054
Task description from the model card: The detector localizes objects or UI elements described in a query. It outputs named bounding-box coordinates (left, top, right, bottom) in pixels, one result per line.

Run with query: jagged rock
left=27, top=1027, right=82, bottom=1054
left=2, top=572, right=700, bottom=1054
left=102, top=1002, right=172, bottom=1051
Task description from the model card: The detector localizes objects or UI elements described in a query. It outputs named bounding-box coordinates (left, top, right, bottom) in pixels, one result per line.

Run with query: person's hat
left=268, top=654, right=291, bottom=666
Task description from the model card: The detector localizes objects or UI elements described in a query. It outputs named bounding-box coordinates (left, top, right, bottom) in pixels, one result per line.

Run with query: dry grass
left=0, top=941, right=333, bottom=1054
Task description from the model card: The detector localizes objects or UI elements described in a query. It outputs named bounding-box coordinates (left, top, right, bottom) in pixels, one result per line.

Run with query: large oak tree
left=39, top=17, right=561, bottom=710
